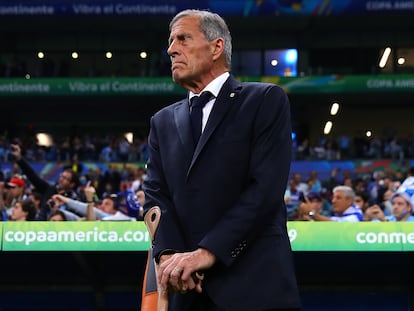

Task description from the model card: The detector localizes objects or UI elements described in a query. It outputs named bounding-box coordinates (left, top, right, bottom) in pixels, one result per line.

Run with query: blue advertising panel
left=1, top=0, right=414, bottom=16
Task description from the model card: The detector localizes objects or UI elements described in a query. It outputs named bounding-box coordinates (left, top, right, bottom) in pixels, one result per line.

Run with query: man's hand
left=51, top=194, right=68, bottom=207
left=158, top=248, right=216, bottom=294
left=299, top=197, right=316, bottom=220
left=364, top=204, right=386, bottom=221
left=84, top=181, right=96, bottom=202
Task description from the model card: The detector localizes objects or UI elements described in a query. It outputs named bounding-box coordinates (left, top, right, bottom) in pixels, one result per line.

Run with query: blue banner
left=0, top=0, right=199, bottom=16
left=1, top=1, right=414, bottom=16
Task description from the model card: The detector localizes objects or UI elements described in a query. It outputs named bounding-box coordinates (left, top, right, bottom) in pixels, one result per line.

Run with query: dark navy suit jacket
left=143, top=75, right=301, bottom=310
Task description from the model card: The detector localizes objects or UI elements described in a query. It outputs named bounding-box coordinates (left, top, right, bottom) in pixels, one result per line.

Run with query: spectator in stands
left=322, top=167, right=343, bottom=194
left=367, top=170, right=385, bottom=203
left=1, top=175, right=28, bottom=219
left=366, top=135, right=383, bottom=159
left=298, top=192, right=324, bottom=221
left=10, top=143, right=80, bottom=220
left=337, top=134, right=351, bottom=159
left=353, top=177, right=367, bottom=193
left=101, top=164, right=122, bottom=194
left=296, top=138, right=310, bottom=160
left=284, top=179, right=305, bottom=221
left=343, top=175, right=354, bottom=188
left=10, top=199, right=37, bottom=221
left=380, top=188, right=394, bottom=216
left=47, top=209, right=67, bottom=221
left=63, top=152, right=84, bottom=175
left=117, top=136, right=131, bottom=162
left=292, top=172, right=309, bottom=194
left=99, top=140, right=116, bottom=162
left=129, top=166, right=145, bottom=193
left=84, top=166, right=105, bottom=198
left=301, top=186, right=363, bottom=221
left=364, top=192, right=414, bottom=222
left=396, top=166, right=414, bottom=207
left=117, top=188, right=145, bottom=220
left=52, top=182, right=135, bottom=221
left=28, top=191, right=42, bottom=220
left=307, top=170, right=322, bottom=193
left=354, top=191, right=370, bottom=215
left=138, top=137, right=150, bottom=163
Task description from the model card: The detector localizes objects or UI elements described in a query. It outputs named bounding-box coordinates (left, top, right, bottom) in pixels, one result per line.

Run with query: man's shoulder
left=239, top=81, right=286, bottom=95
left=153, top=98, right=187, bottom=118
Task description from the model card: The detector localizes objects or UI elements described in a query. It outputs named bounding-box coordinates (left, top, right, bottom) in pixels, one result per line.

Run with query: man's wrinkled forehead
left=169, top=15, right=200, bottom=36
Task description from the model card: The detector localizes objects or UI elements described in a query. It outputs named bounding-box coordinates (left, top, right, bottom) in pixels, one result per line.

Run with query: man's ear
left=211, top=37, right=224, bottom=61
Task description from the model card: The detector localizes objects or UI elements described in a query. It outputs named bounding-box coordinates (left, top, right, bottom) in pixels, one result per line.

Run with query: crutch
left=144, top=206, right=205, bottom=311
left=144, top=206, right=169, bottom=311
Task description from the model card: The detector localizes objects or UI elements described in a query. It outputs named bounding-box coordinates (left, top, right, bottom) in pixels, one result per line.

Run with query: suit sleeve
left=142, top=116, right=187, bottom=260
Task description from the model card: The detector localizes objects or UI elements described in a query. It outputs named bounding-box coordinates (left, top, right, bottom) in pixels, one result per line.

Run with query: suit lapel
left=188, top=75, right=242, bottom=175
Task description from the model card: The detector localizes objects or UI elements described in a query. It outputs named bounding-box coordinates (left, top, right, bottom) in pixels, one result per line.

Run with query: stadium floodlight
left=379, top=47, right=391, bottom=68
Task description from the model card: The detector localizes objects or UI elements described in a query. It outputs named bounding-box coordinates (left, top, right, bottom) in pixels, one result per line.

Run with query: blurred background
left=2, top=0, right=414, bottom=150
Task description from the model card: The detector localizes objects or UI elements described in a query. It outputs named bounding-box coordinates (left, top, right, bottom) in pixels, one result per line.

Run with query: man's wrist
left=196, top=247, right=216, bottom=266
left=156, top=249, right=176, bottom=264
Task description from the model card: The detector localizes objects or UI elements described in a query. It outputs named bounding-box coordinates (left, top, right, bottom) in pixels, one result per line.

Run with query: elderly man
left=142, top=8, right=300, bottom=311
left=301, top=186, right=363, bottom=222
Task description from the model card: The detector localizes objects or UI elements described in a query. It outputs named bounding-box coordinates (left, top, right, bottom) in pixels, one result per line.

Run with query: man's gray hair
left=333, top=185, right=355, bottom=200
left=169, top=9, right=232, bottom=69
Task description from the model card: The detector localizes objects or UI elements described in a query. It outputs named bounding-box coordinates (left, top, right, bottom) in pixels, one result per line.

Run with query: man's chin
left=172, top=73, right=186, bottom=86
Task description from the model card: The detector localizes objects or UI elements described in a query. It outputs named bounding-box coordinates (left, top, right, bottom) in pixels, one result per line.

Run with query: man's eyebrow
left=169, top=32, right=192, bottom=43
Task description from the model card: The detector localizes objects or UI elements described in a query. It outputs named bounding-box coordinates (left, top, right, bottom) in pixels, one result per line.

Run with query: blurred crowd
left=0, top=143, right=147, bottom=222
left=0, top=134, right=149, bottom=164
left=293, top=133, right=414, bottom=161
left=1, top=132, right=414, bottom=223
left=1, top=131, right=413, bottom=165
left=286, top=167, right=414, bottom=222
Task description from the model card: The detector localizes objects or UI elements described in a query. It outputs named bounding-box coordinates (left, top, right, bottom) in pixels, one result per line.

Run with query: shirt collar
left=188, top=72, right=230, bottom=102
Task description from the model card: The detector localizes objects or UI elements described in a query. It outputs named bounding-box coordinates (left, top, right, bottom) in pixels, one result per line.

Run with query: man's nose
left=167, top=47, right=177, bottom=58
left=167, top=41, right=178, bottom=57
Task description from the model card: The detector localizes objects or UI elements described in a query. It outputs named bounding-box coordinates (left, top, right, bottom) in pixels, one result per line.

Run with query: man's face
left=331, top=190, right=352, bottom=214
left=354, top=196, right=365, bottom=209
left=58, top=172, right=73, bottom=190
left=309, top=199, right=322, bottom=213
left=392, top=196, right=412, bottom=220
left=99, top=198, right=116, bottom=214
left=167, top=16, right=214, bottom=87
left=7, top=186, right=23, bottom=198
left=11, top=202, right=26, bottom=221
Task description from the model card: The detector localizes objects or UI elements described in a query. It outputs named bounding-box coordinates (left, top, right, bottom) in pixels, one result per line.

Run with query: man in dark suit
left=142, top=9, right=301, bottom=311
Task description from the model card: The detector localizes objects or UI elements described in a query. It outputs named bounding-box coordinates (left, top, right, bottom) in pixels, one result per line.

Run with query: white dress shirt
left=188, top=71, right=230, bottom=132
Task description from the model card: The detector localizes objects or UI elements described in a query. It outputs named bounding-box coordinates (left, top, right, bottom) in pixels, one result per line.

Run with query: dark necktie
left=190, top=91, right=213, bottom=145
